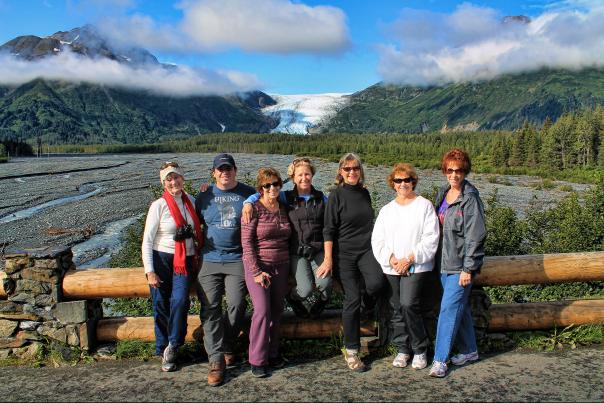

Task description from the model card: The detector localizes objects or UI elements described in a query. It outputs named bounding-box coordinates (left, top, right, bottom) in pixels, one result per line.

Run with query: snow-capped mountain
left=262, top=93, right=350, bottom=134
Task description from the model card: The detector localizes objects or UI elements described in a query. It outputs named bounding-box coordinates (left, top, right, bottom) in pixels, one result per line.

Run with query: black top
left=323, top=183, right=374, bottom=255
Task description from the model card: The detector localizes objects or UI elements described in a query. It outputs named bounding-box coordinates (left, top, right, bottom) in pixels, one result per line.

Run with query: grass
left=510, top=324, right=604, bottom=351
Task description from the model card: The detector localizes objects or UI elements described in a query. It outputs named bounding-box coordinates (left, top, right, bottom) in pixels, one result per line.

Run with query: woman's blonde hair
left=335, top=152, right=365, bottom=186
left=287, top=157, right=316, bottom=179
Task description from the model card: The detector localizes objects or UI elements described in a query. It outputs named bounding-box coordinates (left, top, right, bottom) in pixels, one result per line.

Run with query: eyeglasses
left=446, top=168, right=465, bottom=175
left=261, top=181, right=281, bottom=189
left=342, top=166, right=361, bottom=172
left=393, top=177, right=414, bottom=184
left=216, top=165, right=233, bottom=172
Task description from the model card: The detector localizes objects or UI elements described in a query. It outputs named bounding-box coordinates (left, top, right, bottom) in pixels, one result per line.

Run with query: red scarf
left=163, top=191, right=203, bottom=275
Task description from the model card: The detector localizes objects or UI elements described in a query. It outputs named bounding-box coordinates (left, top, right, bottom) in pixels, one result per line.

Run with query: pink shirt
left=241, top=201, right=291, bottom=276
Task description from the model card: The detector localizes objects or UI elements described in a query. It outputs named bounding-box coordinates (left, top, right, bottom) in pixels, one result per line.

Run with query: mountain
left=0, top=25, right=159, bottom=65
left=0, top=26, right=277, bottom=144
left=320, top=68, right=604, bottom=134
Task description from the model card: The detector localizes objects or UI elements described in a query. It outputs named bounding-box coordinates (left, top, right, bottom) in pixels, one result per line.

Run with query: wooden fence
left=3, top=251, right=604, bottom=342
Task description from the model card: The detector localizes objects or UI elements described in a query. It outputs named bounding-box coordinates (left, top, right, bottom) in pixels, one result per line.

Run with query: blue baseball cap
left=213, top=153, right=236, bottom=169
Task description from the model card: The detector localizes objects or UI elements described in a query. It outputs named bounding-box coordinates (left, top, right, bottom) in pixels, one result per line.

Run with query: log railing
left=3, top=251, right=604, bottom=342
left=61, top=251, right=604, bottom=298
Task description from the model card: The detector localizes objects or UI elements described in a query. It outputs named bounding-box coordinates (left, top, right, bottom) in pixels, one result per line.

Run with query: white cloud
left=378, top=3, right=604, bottom=86
left=0, top=50, right=261, bottom=96
left=97, top=0, right=350, bottom=54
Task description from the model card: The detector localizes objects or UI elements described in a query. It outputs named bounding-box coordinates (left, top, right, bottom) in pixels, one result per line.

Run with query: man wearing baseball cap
left=195, top=153, right=255, bottom=386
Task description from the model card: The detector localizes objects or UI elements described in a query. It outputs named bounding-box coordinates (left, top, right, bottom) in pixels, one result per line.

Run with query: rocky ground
left=0, top=153, right=589, bottom=265
left=1, top=345, right=603, bottom=401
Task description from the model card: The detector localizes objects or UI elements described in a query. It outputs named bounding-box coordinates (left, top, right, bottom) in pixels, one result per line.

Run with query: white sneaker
left=411, top=353, right=427, bottom=369
left=450, top=351, right=479, bottom=366
left=392, top=353, right=411, bottom=368
left=429, top=361, right=447, bottom=378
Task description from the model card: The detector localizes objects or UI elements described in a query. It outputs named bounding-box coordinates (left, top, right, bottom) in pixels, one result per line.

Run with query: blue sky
left=1, top=0, right=603, bottom=95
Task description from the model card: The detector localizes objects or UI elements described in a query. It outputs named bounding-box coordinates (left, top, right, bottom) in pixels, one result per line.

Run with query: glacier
left=263, top=93, right=350, bottom=134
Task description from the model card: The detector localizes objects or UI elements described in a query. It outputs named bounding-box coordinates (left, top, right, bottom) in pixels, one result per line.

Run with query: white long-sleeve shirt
left=142, top=195, right=197, bottom=274
left=371, top=195, right=440, bottom=275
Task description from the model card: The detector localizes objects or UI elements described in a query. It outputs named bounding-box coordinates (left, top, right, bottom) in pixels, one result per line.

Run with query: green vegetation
left=511, top=324, right=604, bottom=351
left=322, top=68, right=604, bottom=133
left=0, top=79, right=275, bottom=145
left=41, top=105, right=604, bottom=184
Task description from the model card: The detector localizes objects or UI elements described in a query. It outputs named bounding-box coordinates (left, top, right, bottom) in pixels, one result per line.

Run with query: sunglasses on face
left=393, top=177, right=413, bottom=184
left=446, top=168, right=465, bottom=175
left=342, top=166, right=361, bottom=172
left=216, top=166, right=233, bottom=172
left=261, top=181, right=281, bottom=189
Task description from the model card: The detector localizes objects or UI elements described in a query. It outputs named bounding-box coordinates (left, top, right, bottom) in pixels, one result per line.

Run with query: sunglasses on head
left=342, top=166, right=361, bottom=172
left=261, top=181, right=281, bottom=189
left=446, top=168, right=465, bottom=175
left=393, top=177, right=414, bottom=184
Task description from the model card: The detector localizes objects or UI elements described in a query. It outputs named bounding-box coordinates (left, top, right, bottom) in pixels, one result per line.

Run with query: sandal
left=343, top=349, right=366, bottom=372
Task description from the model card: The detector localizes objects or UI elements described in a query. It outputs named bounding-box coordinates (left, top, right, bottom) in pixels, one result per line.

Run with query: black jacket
left=285, top=186, right=326, bottom=255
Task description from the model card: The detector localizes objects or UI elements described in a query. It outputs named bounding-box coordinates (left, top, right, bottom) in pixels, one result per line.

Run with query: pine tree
left=509, top=120, right=530, bottom=166
left=525, top=123, right=540, bottom=167
left=491, top=135, right=509, bottom=167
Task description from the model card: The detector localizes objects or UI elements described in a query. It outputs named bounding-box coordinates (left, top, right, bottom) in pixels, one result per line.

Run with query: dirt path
left=1, top=346, right=603, bottom=402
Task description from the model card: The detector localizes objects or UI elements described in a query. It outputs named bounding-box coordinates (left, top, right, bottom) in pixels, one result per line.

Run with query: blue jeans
left=150, top=250, right=193, bottom=355
left=433, top=273, right=477, bottom=363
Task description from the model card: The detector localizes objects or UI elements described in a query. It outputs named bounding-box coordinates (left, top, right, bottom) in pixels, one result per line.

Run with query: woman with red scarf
left=142, top=161, right=203, bottom=372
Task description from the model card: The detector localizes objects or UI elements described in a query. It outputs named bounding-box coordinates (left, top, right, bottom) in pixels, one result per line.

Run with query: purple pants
left=245, top=262, right=289, bottom=366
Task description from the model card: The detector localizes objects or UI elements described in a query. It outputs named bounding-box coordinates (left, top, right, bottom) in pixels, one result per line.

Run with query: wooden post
left=488, top=299, right=604, bottom=332
left=95, top=299, right=604, bottom=342
left=62, top=251, right=604, bottom=299
left=0, top=271, right=6, bottom=299
left=475, top=251, right=604, bottom=286
left=96, top=310, right=376, bottom=342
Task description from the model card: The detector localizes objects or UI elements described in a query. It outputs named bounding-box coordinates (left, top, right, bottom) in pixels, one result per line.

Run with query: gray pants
left=289, top=251, right=333, bottom=302
left=196, top=261, right=247, bottom=362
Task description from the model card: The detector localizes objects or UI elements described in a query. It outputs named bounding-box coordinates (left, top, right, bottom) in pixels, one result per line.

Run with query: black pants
left=386, top=272, right=430, bottom=355
left=337, top=249, right=386, bottom=350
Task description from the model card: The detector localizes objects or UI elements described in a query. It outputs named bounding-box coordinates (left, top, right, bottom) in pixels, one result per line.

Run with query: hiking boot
left=309, top=297, right=328, bottom=319
left=224, top=352, right=239, bottom=367
left=450, top=351, right=479, bottom=366
left=429, top=361, right=448, bottom=378
left=392, top=353, right=411, bottom=368
left=161, top=344, right=177, bottom=372
left=251, top=365, right=269, bottom=378
left=411, top=353, right=427, bottom=370
left=207, top=358, right=226, bottom=387
left=269, top=355, right=288, bottom=369
left=287, top=295, right=310, bottom=318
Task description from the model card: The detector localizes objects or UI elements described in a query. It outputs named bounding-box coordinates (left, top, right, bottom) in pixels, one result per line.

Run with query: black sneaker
left=287, top=295, right=310, bottom=318
left=269, top=355, right=288, bottom=369
left=251, top=365, right=269, bottom=378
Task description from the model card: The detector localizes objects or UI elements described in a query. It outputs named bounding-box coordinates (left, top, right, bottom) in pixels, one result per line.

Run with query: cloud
left=378, top=3, right=604, bottom=86
left=97, top=0, right=350, bottom=54
left=0, top=50, right=261, bottom=96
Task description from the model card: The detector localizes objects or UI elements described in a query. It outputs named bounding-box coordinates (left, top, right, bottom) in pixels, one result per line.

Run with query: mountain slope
left=0, top=79, right=277, bottom=144
left=321, top=68, right=604, bottom=133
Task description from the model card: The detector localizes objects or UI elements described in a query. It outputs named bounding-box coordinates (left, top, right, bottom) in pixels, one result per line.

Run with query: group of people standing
left=141, top=148, right=486, bottom=385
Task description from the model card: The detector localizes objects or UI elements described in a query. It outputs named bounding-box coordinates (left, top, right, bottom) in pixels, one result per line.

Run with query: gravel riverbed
left=0, top=153, right=590, bottom=266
